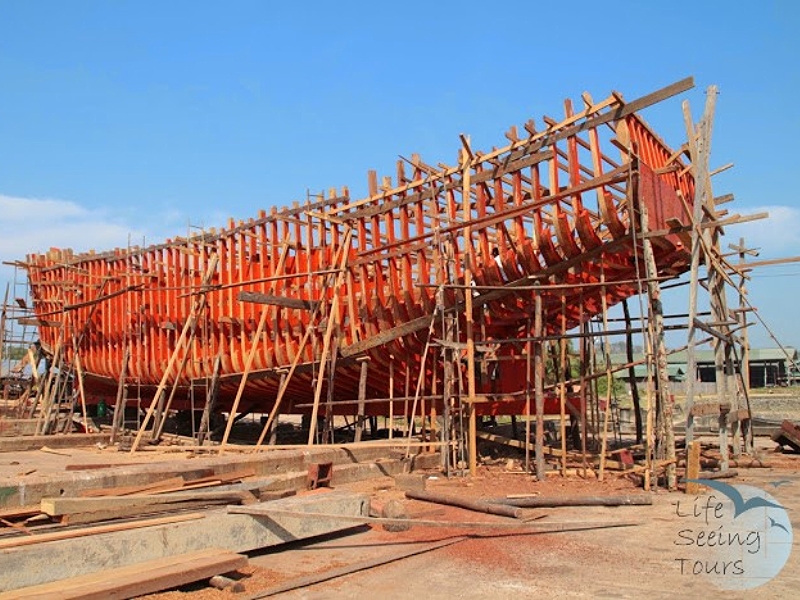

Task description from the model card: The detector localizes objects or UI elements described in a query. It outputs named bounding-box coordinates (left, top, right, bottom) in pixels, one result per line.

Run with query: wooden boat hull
left=23, top=81, right=696, bottom=421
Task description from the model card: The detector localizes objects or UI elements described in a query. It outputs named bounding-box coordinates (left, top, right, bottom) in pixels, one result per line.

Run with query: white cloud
left=734, top=205, right=800, bottom=258
left=0, top=195, right=144, bottom=261
left=0, top=195, right=89, bottom=221
left=0, top=195, right=154, bottom=302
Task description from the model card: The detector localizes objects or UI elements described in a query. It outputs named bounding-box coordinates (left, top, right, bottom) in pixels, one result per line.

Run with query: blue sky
left=1, top=0, right=799, bottom=349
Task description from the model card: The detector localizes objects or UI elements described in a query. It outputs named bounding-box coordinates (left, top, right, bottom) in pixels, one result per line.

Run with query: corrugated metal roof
left=609, top=347, right=797, bottom=367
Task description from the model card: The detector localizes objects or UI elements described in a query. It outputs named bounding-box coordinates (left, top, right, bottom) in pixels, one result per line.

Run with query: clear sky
left=1, top=0, right=799, bottom=350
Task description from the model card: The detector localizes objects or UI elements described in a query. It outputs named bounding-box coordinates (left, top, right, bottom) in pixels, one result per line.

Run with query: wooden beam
left=686, top=441, right=701, bottom=495
left=237, top=290, right=319, bottom=311
left=0, top=513, right=203, bottom=550
left=405, top=490, right=524, bottom=519
left=0, top=548, right=247, bottom=600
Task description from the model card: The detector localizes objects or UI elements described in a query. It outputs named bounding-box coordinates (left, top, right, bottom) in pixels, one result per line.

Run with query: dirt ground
left=140, top=434, right=799, bottom=600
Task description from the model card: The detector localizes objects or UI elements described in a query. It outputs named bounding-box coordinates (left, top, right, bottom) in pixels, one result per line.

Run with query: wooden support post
left=639, top=190, right=676, bottom=490
left=252, top=239, right=331, bottom=448
left=196, top=352, right=222, bottom=446
left=525, top=317, right=532, bottom=474
left=405, top=312, right=439, bottom=457
left=354, top=359, right=369, bottom=443
left=0, top=284, right=7, bottom=372
left=682, top=87, right=717, bottom=447
left=389, top=357, right=395, bottom=441
left=268, top=372, right=287, bottom=445
left=152, top=335, right=197, bottom=442
left=110, top=347, right=130, bottom=444
left=622, top=299, right=643, bottom=444
left=130, top=254, right=218, bottom=452
left=534, top=293, right=545, bottom=481
left=35, top=335, right=63, bottom=435
left=219, top=306, right=270, bottom=451
left=559, top=292, right=568, bottom=477
left=599, top=270, right=613, bottom=482
left=73, top=350, right=89, bottom=433
left=307, top=229, right=353, bottom=445
left=579, top=311, right=589, bottom=477
left=686, top=441, right=701, bottom=495
left=322, top=330, right=341, bottom=444
left=459, top=144, right=478, bottom=477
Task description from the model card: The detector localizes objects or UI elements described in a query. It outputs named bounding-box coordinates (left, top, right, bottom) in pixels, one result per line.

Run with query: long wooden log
left=404, top=490, right=524, bottom=519
left=488, top=494, right=652, bottom=508
left=230, top=506, right=640, bottom=532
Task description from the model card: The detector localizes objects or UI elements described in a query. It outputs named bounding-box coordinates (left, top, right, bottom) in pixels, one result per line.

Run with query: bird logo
left=768, top=516, right=791, bottom=535
left=767, top=479, right=792, bottom=489
left=686, top=479, right=785, bottom=518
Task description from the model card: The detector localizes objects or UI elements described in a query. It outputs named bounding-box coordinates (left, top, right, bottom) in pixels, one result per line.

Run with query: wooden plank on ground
left=60, top=496, right=254, bottom=526
left=42, top=491, right=255, bottom=517
left=0, top=513, right=203, bottom=550
left=0, top=506, right=41, bottom=521
left=0, top=547, right=247, bottom=600
left=80, top=476, right=186, bottom=498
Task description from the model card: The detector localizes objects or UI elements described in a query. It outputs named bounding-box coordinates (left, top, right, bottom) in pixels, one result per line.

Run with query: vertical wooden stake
left=534, top=293, right=545, bottom=481
left=219, top=305, right=270, bottom=451
left=269, top=372, right=287, bottom=445
left=461, top=144, right=477, bottom=477
left=130, top=253, right=218, bottom=452
left=110, top=347, right=130, bottom=444
left=559, top=293, right=568, bottom=477
left=388, top=357, right=395, bottom=441
left=686, top=441, right=701, bottom=495
left=73, top=350, right=89, bottom=433
left=525, top=317, right=532, bottom=474
left=355, top=358, right=369, bottom=442
left=307, top=228, right=353, bottom=445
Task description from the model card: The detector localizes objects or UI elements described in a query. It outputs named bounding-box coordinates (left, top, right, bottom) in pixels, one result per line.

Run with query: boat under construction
left=15, top=77, right=703, bottom=445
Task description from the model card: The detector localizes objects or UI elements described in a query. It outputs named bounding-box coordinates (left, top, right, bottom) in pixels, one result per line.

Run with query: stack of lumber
left=0, top=467, right=257, bottom=529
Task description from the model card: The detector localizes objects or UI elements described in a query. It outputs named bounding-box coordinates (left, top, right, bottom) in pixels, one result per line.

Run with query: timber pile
left=0, top=467, right=256, bottom=529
